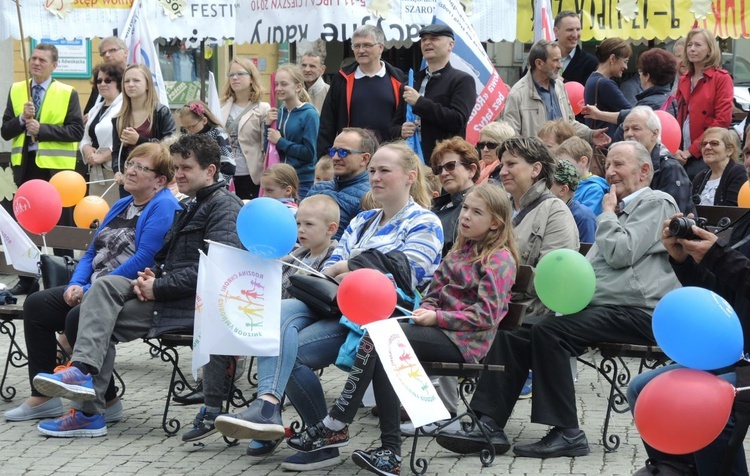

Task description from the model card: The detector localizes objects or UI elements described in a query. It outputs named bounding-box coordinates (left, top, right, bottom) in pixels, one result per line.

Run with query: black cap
left=418, top=24, right=454, bottom=39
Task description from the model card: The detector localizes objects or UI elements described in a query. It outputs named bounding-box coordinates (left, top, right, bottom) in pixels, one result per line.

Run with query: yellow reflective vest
left=10, top=80, right=78, bottom=169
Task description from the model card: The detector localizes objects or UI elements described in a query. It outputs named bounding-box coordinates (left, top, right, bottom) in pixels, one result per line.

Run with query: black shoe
left=435, top=421, right=511, bottom=455
left=173, top=383, right=205, bottom=405
left=512, top=428, right=590, bottom=458
left=632, top=458, right=697, bottom=476
left=9, top=277, right=39, bottom=296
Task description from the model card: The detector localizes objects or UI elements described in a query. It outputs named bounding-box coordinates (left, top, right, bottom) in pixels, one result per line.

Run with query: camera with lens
left=668, top=217, right=709, bottom=240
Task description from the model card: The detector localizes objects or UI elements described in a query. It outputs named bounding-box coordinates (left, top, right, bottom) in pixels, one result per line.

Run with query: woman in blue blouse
left=584, top=38, right=633, bottom=139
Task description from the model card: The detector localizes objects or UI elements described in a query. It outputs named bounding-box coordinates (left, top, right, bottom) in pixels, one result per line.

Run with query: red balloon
left=13, top=179, right=63, bottom=235
left=634, top=369, right=735, bottom=454
left=655, top=110, right=681, bottom=154
left=564, top=81, right=585, bottom=115
left=337, top=269, right=397, bottom=326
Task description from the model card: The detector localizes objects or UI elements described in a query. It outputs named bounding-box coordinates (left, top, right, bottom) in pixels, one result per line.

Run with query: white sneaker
left=400, top=418, right=462, bottom=436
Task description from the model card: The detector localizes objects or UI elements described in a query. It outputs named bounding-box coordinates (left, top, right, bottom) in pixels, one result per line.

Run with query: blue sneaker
left=519, top=371, right=532, bottom=400
left=33, top=365, right=95, bottom=401
left=281, top=448, right=341, bottom=471
left=38, top=410, right=107, bottom=438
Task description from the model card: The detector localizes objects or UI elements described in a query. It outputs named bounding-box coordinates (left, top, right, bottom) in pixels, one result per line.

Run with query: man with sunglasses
left=307, top=128, right=377, bottom=240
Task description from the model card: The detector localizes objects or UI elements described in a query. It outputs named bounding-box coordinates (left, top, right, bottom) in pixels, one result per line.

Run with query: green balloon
left=534, top=249, right=596, bottom=315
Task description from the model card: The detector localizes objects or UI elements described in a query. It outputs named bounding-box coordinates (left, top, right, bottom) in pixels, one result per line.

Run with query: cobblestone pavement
left=0, top=276, right=744, bottom=475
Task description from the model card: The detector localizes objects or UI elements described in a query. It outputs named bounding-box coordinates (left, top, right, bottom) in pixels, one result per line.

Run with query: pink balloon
left=655, top=110, right=681, bottom=154
left=13, top=179, right=63, bottom=235
left=564, top=81, right=585, bottom=115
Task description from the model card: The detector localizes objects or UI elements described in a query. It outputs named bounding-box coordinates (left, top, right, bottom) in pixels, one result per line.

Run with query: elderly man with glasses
left=84, top=37, right=128, bottom=118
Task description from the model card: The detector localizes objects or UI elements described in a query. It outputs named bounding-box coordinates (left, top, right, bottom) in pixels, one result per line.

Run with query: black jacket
left=650, top=144, right=695, bottom=216
left=148, top=182, right=243, bottom=336
left=317, top=61, right=405, bottom=155
left=111, top=103, right=176, bottom=173
left=432, top=188, right=471, bottom=257
left=411, top=62, right=476, bottom=161
left=691, top=159, right=747, bottom=207
left=561, top=45, right=598, bottom=85
left=612, top=85, right=675, bottom=142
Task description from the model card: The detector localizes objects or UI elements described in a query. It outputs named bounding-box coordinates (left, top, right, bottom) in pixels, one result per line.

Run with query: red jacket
left=676, top=67, right=734, bottom=158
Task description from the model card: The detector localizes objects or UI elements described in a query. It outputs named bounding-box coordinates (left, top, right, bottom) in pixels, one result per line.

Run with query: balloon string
left=86, top=179, right=116, bottom=184
left=736, top=386, right=750, bottom=394
left=101, top=181, right=117, bottom=198
left=288, top=254, right=327, bottom=277
left=278, top=260, right=326, bottom=278
left=41, top=233, right=48, bottom=255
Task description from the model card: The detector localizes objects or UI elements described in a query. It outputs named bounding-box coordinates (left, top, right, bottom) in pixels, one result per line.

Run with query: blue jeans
left=628, top=364, right=748, bottom=476
left=256, top=299, right=348, bottom=408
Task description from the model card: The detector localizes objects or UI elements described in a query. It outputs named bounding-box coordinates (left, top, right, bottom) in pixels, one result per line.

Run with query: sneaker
left=214, top=398, right=285, bottom=441
left=246, top=438, right=283, bottom=456
left=104, top=399, right=124, bottom=424
left=281, top=448, right=341, bottom=471
left=519, top=371, right=532, bottom=399
left=182, top=406, right=224, bottom=442
left=4, top=397, right=63, bottom=421
left=435, top=420, right=511, bottom=455
left=512, top=427, right=590, bottom=458
left=351, top=447, right=401, bottom=476
left=400, top=418, right=462, bottom=436
left=37, top=410, right=107, bottom=437
left=287, top=421, right=349, bottom=452
left=33, top=365, right=95, bottom=401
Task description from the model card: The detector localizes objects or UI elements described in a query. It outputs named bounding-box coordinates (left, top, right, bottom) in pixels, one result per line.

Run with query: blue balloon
left=652, top=287, right=743, bottom=370
left=236, top=197, right=297, bottom=259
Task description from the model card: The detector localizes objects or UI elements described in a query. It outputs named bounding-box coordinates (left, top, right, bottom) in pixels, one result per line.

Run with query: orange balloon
left=739, top=182, right=750, bottom=208
left=50, top=170, right=87, bottom=207
left=74, top=196, right=110, bottom=229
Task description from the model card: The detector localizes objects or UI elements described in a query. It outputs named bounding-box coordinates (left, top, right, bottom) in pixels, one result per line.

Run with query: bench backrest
left=0, top=226, right=95, bottom=277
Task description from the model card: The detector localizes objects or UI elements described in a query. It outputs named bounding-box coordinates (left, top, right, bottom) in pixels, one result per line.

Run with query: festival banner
left=364, top=319, right=450, bottom=429
left=433, top=0, right=510, bottom=144
left=0, top=206, right=40, bottom=274
left=192, top=251, right=213, bottom=380
left=196, top=241, right=282, bottom=359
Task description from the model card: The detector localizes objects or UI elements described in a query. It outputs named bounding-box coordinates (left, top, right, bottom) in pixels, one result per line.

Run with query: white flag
left=207, top=71, right=222, bottom=122
left=364, top=319, right=450, bottom=428
left=120, top=0, right=169, bottom=107
left=192, top=251, right=213, bottom=380
left=199, top=241, right=282, bottom=358
left=0, top=206, right=40, bottom=274
left=533, top=0, right=555, bottom=42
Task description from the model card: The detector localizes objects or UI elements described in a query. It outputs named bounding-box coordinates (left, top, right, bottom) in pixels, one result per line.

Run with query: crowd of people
left=2, top=13, right=750, bottom=476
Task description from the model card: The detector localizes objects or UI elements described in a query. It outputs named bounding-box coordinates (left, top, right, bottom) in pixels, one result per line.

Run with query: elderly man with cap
left=550, top=158, right=597, bottom=242
left=401, top=24, right=476, bottom=161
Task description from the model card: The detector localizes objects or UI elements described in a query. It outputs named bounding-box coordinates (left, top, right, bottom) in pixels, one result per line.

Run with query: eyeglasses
left=124, top=160, right=155, bottom=173
left=329, top=147, right=363, bottom=158
left=432, top=160, right=461, bottom=175
left=476, top=141, right=500, bottom=150
left=701, top=140, right=723, bottom=148
left=95, top=78, right=115, bottom=85
left=100, top=47, right=123, bottom=58
left=227, top=71, right=251, bottom=79
left=351, top=43, right=380, bottom=51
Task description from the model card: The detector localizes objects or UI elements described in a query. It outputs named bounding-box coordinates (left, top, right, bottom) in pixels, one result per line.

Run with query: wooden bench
left=409, top=264, right=532, bottom=474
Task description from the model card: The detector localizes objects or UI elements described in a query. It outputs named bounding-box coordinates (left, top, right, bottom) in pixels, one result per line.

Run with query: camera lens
left=669, top=217, right=696, bottom=238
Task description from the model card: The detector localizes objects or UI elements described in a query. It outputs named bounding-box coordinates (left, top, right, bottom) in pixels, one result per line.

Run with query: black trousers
left=233, top=175, right=260, bottom=200
left=329, top=324, right=464, bottom=455
left=470, top=306, right=654, bottom=429
left=24, top=286, right=116, bottom=400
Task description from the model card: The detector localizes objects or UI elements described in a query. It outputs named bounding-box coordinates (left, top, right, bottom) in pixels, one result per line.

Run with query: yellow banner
left=71, top=0, right=133, bottom=8
left=516, top=0, right=750, bottom=41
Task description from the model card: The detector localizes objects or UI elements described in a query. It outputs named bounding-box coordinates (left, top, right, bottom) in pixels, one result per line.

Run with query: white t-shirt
left=699, top=177, right=721, bottom=205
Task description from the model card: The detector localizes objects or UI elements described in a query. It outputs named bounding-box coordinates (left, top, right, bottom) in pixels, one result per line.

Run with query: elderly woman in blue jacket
left=5, top=143, right=181, bottom=423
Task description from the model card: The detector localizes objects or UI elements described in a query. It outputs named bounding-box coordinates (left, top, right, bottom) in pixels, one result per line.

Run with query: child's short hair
left=552, top=159, right=580, bottom=191
left=537, top=119, right=576, bottom=146
left=299, top=194, right=341, bottom=227
left=262, top=163, right=299, bottom=200
left=556, top=137, right=594, bottom=168
left=422, top=165, right=441, bottom=198
left=316, top=157, right=333, bottom=175
left=360, top=190, right=381, bottom=211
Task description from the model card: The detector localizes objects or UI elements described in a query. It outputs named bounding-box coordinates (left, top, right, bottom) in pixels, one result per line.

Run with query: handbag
left=287, top=274, right=341, bottom=320
left=38, top=255, right=78, bottom=290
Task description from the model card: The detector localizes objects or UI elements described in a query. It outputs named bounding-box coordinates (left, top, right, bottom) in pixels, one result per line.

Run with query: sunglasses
left=477, top=141, right=500, bottom=150
left=432, top=160, right=461, bottom=175
left=701, top=140, right=723, bottom=148
left=95, top=78, right=115, bottom=85
left=328, top=147, right=363, bottom=158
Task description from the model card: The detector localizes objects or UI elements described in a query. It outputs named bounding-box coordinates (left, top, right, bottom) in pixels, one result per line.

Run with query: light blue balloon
left=236, top=197, right=297, bottom=259
left=652, top=287, right=744, bottom=371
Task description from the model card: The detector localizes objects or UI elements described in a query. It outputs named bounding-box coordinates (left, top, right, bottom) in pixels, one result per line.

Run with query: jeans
left=256, top=299, right=348, bottom=404
left=628, top=364, right=748, bottom=476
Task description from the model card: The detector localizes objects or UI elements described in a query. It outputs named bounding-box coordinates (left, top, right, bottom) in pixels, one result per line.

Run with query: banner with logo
left=195, top=241, right=281, bottom=361
left=0, top=206, right=39, bottom=274
left=433, top=0, right=509, bottom=144
left=364, top=319, right=450, bottom=428
left=192, top=251, right=213, bottom=380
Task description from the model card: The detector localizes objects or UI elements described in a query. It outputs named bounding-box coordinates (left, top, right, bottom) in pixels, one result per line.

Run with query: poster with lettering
left=196, top=241, right=282, bottom=358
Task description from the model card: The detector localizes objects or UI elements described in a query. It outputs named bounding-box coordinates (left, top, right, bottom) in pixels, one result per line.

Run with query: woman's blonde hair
left=452, top=184, right=519, bottom=266
left=685, top=28, right=722, bottom=74
left=378, top=141, right=432, bottom=208
left=116, top=64, right=159, bottom=137
left=480, top=121, right=515, bottom=146
left=276, top=64, right=312, bottom=104
left=703, top=126, right=740, bottom=163
left=221, top=58, right=264, bottom=103
left=262, top=163, right=299, bottom=201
